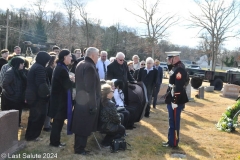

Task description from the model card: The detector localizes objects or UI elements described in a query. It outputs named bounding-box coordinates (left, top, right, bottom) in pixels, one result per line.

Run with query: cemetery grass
left=17, top=82, right=240, bottom=160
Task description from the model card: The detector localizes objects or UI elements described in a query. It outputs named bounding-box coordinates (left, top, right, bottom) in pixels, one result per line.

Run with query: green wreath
left=216, top=99, right=240, bottom=132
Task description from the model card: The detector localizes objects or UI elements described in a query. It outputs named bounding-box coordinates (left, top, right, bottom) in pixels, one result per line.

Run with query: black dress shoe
left=126, top=126, right=133, bottom=130
left=49, top=143, right=66, bottom=148
left=75, top=150, right=90, bottom=155
left=144, top=115, right=150, bottom=118
left=43, top=127, right=52, bottom=132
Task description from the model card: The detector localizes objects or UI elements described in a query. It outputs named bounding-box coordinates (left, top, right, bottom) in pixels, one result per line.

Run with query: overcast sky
left=1, top=0, right=240, bottom=50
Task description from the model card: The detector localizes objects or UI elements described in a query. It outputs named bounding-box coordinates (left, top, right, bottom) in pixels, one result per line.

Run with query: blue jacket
left=155, top=65, right=163, bottom=85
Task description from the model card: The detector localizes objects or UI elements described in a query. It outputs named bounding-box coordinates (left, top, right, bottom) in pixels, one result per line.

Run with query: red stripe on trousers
left=174, top=108, right=177, bottom=147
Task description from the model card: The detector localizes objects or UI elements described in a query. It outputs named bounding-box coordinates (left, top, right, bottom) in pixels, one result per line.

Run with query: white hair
left=146, top=57, right=154, bottom=64
left=100, top=51, right=108, bottom=55
left=86, top=47, right=99, bottom=57
left=132, top=55, right=139, bottom=60
left=116, top=52, right=125, bottom=58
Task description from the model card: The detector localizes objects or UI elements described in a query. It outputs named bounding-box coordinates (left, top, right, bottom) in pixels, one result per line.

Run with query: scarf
left=57, top=62, right=73, bottom=135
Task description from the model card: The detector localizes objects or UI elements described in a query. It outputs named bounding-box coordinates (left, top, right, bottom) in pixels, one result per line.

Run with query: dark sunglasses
left=118, top=59, right=124, bottom=61
left=141, top=64, right=146, bottom=65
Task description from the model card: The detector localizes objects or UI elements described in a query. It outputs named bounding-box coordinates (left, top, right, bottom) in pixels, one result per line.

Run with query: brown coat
left=71, top=57, right=101, bottom=136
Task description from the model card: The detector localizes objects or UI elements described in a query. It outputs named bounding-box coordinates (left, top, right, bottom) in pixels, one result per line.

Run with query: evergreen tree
left=34, top=17, right=47, bottom=43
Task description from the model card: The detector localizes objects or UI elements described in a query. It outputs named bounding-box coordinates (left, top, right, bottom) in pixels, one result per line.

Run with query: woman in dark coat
left=100, top=84, right=125, bottom=146
left=48, top=49, right=74, bottom=147
left=2, top=57, right=26, bottom=126
left=137, top=57, right=158, bottom=118
left=25, top=51, right=51, bottom=141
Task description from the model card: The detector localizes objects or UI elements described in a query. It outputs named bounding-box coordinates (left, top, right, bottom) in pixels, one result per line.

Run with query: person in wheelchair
left=100, top=84, right=125, bottom=147
left=113, top=79, right=135, bottom=129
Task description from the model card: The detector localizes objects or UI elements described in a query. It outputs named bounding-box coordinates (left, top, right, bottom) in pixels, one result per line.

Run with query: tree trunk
left=152, top=44, right=155, bottom=59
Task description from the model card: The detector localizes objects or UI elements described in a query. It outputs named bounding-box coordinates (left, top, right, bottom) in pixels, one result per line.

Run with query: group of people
left=0, top=45, right=189, bottom=155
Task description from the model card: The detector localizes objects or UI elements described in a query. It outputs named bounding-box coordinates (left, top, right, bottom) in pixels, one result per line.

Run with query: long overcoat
left=71, top=57, right=101, bottom=136
left=48, top=63, right=73, bottom=119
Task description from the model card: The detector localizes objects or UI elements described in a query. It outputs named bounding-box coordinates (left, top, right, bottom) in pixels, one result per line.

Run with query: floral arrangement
left=216, top=99, right=240, bottom=132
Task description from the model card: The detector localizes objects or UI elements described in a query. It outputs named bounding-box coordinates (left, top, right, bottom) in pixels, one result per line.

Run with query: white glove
left=171, top=88, right=174, bottom=97
left=169, top=70, right=174, bottom=76
left=171, top=103, right=178, bottom=110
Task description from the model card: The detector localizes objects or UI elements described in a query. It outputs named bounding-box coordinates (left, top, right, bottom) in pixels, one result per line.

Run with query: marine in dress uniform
left=163, top=51, right=189, bottom=148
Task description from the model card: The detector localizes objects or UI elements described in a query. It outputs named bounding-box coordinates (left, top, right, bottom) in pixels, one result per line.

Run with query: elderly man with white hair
left=137, top=57, right=158, bottom=118
left=107, top=52, right=135, bottom=105
left=71, top=47, right=101, bottom=155
left=96, top=51, right=110, bottom=79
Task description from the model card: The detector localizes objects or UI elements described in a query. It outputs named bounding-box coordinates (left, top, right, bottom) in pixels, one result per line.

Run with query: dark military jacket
left=165, top=61, right=189, bottom=104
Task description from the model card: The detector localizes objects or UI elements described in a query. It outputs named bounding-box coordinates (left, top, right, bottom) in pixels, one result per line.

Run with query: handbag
left=110, top=138, right=131, bottom=153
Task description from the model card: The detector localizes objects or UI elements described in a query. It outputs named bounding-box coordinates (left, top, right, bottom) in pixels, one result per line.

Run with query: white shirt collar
left=144, top=67, right=153, bottom=71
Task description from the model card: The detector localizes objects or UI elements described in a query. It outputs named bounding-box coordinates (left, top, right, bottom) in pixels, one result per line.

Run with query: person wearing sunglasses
left=162, top=51, right=189, bottom=148
left=133, top=60, right=146, bottom=80
left=107, top=52, right=135, bottom=105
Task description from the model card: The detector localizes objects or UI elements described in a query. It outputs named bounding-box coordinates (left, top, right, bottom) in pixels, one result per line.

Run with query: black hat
left=10, top=56, right=25, bottom=69
left=36, top=51, right=51, bottom=67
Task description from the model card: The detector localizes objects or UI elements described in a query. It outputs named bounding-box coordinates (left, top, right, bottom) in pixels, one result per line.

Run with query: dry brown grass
left=16, top=81, right=240, bottom=160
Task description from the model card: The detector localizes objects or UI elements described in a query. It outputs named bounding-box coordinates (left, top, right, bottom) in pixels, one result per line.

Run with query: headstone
left=0, top=110, right=25, bottom=159
left=223, top=84, right=240, bottom=98
left=186, top=84, right=191, bottom=99
left=171, top=153, right=186, bottom=158
left=205, top=86, right=214, bottom=92
left=157, top=83, right=168, bottom=104
left=198, top=86, right=204, bottom=99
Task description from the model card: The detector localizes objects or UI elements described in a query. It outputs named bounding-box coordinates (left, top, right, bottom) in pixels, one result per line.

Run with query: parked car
left=187, top=65, right=201, bottom=70
left=226, top=68, right=240, bottom=72
left=160, top=62, right=168, bottom=71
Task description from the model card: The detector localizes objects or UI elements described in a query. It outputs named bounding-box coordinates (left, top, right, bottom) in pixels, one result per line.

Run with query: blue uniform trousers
left=167, top=103, right=183, bottom=147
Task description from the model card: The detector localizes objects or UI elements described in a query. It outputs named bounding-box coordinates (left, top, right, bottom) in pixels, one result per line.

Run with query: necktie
left=103, top=61, right=107, bottom=79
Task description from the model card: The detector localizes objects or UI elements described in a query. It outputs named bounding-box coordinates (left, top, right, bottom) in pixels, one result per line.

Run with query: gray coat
left=71, top=57, right=101, bottom=136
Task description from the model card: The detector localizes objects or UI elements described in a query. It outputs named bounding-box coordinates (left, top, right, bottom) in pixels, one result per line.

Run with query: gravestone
left=223, top=84, right=240, bottom=98
left=186, top=84, right=191, bottom=99
left=157, top=83, right=168, bottom=104
left=0, top=110, right=25, bottom=159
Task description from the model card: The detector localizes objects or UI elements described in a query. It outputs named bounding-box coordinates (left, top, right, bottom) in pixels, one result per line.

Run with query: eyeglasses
left=141, top=64, right=145, bottom=65
left=118, top=59, right=124, bottom=62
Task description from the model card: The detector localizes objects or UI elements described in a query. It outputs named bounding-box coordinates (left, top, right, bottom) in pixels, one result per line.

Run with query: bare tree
left=188, top=0, right=240, bottom=71
left=74, top=1, right=90, bottom=47
left=198, top=33, right=212, bottom=66
left=63, top=0, right=76, bottom=50
left=30, top=0, right=48, bottom=18
left=126, top=0, right=179, bottom=59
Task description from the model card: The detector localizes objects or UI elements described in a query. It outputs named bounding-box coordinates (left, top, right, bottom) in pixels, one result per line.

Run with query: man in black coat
left=107, top=52, right=135, bottom=105
left=71, top=47, right=101, bottom=155
left=25, top=51, right=51, bottom=141
left=137, top=57, right=158, bottom=118
left=152, top=59, right=163, bottom=108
